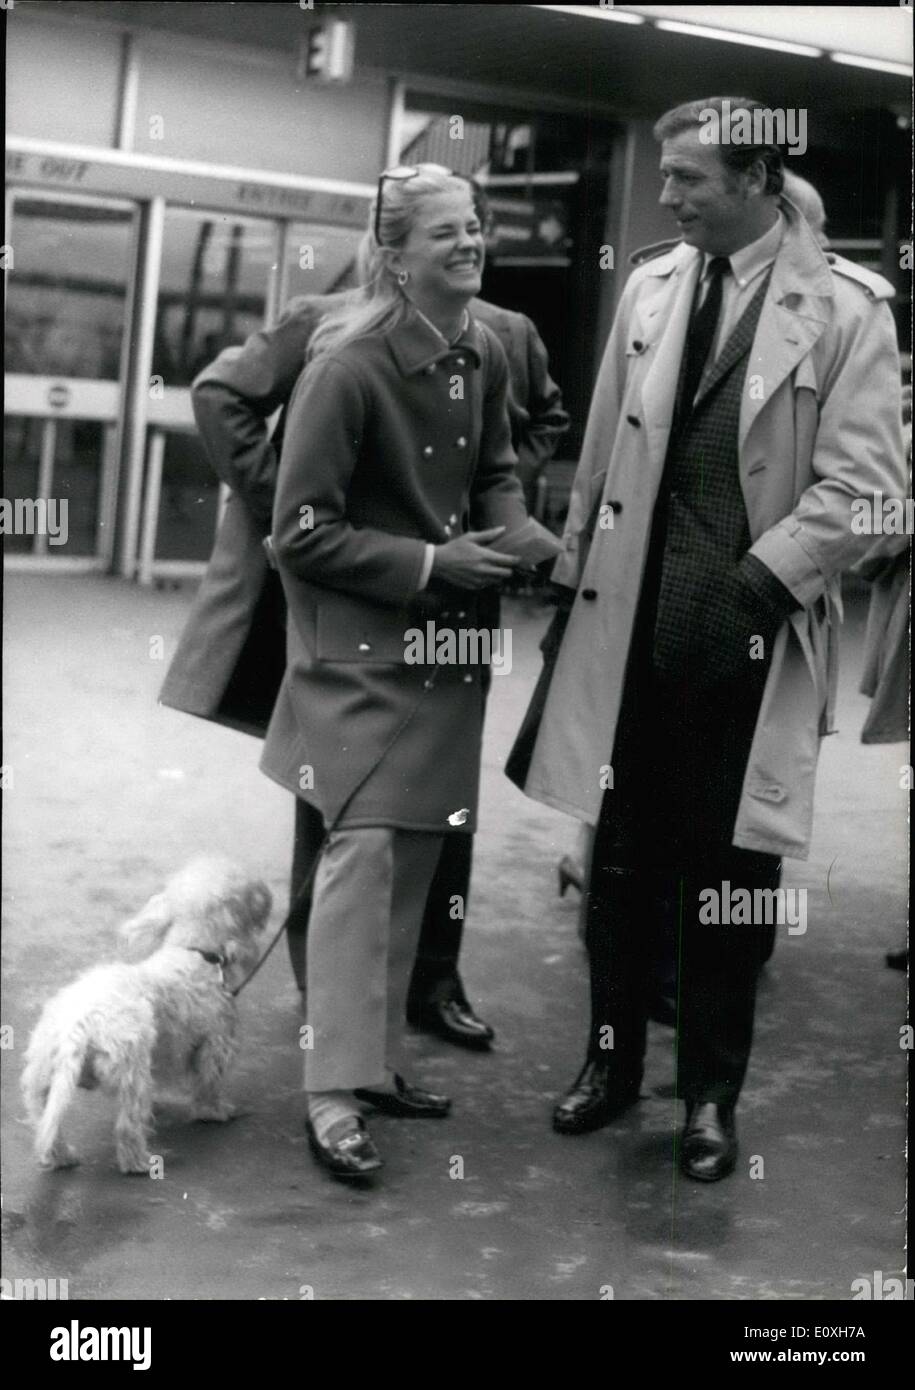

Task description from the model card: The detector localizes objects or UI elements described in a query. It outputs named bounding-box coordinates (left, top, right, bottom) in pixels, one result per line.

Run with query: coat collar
left=637, top=199, right=836, bottom=467
left=633, top=197, right=833, bottom=300
left=386, top=304, right=484, bottom=377
left=739, top=196, right=834, bottom=447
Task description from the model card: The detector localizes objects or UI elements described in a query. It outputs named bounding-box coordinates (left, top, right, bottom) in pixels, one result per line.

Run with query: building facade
left=4, top=2, right=911, bottom=578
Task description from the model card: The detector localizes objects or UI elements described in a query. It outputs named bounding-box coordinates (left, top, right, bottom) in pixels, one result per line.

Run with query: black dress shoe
left=408, top=995, right=495, bottom=1050
left=552, top=1059, right=641, bottom=1134
left=353, top=1073, right=451, bottom=1118
left=680, top=1102, right=737, bottom=1182
left=306, top=1115, right=383, bottom=1179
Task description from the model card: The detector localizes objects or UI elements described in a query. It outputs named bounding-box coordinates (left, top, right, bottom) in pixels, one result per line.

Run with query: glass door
left=139, top=208, right=280, bottom=581
left=4, top=192, right=137, bottom=567
left=138, top=208, right=367, bottom=582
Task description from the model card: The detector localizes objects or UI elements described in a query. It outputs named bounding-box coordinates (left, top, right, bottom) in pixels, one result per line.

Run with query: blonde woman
left=261, top=165, right=560, bottom=1180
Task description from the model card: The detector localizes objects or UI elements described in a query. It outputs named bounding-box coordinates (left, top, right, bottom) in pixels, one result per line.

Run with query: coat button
left=456, top=356, right=466, bottom=366
left=423, top=678, right=434, bottom=690
left=449, top=514, right=458, bottom=525
left=632, top=340, right=644, bottom=352
left=581, top=588, right=597, bottom=600
left=423, top=446, right=434, bottom=457
left=607, top=500, right=623, bottom=514
left=457, top=610, right=466, bottom=619
left=358, top=641, right=371, bottom=652
left=463, top=673, right=473, bottom=683
left=443, top=524, right=453, bottom=536
left=426, top=364, right=436, bottom=374
left=456, top=436, right=467, bottom=447
left=626, top=415, right=641, bottom=428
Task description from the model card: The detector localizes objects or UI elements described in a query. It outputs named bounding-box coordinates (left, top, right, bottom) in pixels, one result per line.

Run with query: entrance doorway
left=399, top=96, right=620, bottom=457
left=4, top=192, right=137, bottom=567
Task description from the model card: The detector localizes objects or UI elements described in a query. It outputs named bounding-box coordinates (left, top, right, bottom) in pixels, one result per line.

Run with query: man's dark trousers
left=584, top=659, right=779, bottom=1107
left=583, top=271, right=781, bottom=1108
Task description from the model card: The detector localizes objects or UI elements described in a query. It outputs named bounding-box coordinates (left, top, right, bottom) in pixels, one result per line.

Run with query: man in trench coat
left=510, top=96, right=906, bottom=1181
left=159, top=287, right=568, bottom=1046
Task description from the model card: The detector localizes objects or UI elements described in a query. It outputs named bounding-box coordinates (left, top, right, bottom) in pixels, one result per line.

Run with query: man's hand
left=430, top=527, right=519, bottom=590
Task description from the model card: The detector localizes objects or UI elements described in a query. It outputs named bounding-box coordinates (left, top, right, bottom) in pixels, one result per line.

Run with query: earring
left=397, top=270, right=409, bottom=286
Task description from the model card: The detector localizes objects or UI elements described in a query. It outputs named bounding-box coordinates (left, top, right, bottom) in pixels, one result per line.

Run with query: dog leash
left=231, top=661, right=446, bottom=998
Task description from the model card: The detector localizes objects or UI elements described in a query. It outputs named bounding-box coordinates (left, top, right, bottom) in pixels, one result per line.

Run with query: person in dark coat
left=257, top=165, right=560, bottom=1177
left=160, top=204, right=568, bottom=1051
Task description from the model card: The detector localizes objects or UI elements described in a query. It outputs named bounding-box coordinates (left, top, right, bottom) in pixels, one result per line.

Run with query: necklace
left=412, top=304, right=470, bottom=347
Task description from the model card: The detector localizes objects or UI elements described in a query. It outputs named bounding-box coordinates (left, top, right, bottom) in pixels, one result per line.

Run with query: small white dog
left=21, top=858, right=271, bottom=1174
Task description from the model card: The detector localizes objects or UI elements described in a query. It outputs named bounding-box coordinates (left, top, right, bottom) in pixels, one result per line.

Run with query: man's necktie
left=675, top=254, right=730, bottom=429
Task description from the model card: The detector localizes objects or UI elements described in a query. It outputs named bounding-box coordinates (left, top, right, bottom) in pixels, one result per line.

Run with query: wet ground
left=1, top=573, right=908, bottom=1300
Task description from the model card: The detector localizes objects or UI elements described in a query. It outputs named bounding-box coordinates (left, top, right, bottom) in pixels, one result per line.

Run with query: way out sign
left=297, top=20, right=355, bottom=82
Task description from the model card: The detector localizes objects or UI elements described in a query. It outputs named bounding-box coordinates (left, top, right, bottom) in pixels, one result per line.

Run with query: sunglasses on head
left=373, top=164, right=485, bottom=246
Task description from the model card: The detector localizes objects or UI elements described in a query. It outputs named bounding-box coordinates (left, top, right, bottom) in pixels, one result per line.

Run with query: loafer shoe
left=552, top=1059, right=641, bottom=1135
left=409, top=995, right=495, bottom=1050
left=306, top=1115, right=383, bottom=1179
left=680, top=1102, right=737, bottom=1182
left=353, top=1073, right=451, bottom=1118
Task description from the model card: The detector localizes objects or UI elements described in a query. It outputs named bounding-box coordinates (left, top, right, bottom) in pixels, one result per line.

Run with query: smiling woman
left=307, top=163, right=488, bottom=361
left=259, top=161, right=560, bottom=1182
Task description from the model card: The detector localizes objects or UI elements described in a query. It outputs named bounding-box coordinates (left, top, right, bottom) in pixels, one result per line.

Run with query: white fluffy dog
left=21, top=858, right=271, bottom=1174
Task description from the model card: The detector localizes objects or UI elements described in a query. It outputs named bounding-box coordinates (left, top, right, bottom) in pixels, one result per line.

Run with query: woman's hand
left=431, top=527, right=518, bottom=590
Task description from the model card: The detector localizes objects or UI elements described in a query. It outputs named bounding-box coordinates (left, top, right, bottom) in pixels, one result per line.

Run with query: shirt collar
left=386, top=303, right=484, bottom=376
left=704, top=210, right=784, bottom=289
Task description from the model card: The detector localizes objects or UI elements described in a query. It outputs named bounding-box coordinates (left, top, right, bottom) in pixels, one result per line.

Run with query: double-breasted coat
left=158, top=294, right=568, bottom=738
left=258, top=306, right=559, bottom=832
left=517, top=199, right=906, bottom=859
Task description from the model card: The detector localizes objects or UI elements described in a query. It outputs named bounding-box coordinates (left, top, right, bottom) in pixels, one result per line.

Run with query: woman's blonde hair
left=308, top=164, right=478, bottom=363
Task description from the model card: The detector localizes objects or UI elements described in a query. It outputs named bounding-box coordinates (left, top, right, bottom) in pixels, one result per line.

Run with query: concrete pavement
left=1, top=573, right=907, bottom=1300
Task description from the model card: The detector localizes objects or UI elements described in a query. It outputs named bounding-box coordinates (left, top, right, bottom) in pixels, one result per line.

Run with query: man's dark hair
left=654, top=97, right=785, bottom=195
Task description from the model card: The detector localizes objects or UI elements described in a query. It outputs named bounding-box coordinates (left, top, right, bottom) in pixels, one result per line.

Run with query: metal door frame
left=134, top=205, right=285, bottom=586
left=6, top=136, right=375, bottom=580
left=4, top=187, right=140, bottom=572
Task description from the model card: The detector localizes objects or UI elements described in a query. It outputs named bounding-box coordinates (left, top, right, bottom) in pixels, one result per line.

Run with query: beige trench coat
left=521, top=200, right=906, bottom=859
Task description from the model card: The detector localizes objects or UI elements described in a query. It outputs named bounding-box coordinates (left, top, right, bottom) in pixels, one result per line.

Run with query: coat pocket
left=314, top=590, right=416, bottom=664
